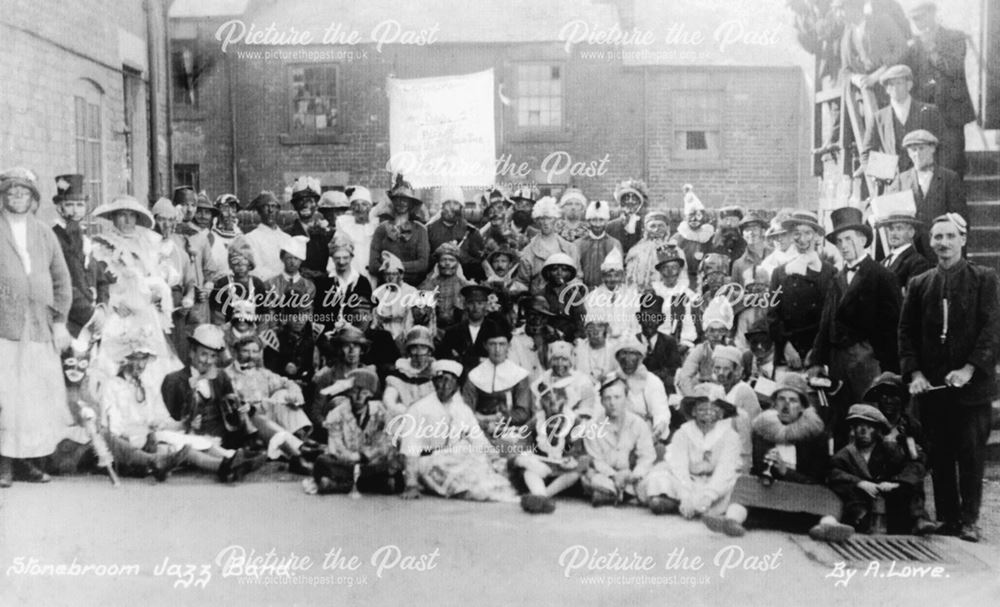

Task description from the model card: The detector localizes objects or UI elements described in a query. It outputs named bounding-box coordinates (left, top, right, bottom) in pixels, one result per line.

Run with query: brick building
left=0, top=0, right=171, bottom=222
left=169, top=0, right=815, bottom=212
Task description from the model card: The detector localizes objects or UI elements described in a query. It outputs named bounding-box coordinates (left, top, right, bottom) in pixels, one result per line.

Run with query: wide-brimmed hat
left=0, top=167, right=40, bottom=201
left=387, top=175, right=423, bottom=208
left=188, top=324, right=226, bottom=351
left=874, top=213, right=922, bottom=229
left=541, top=253, right=578, bottom=280
left=781, top=210, right=824, bottom=236
left=404, top=326, right=435, bottom=352
left=93, top=196, right=155, bottom=229
left=846, top=404, right=891, bottom=432
left=318, top=190, right=350, bottom=210
left=681, top=383, right=737, bottom=419
left=655, top=246, right=685, bottom=271
left=290, top=176, right=322, bottom=206
left=193, top=194, right=219, bottom=216
left=826, top=206, right=872, bottom=248
left=53, top=174, right=88, bottom=203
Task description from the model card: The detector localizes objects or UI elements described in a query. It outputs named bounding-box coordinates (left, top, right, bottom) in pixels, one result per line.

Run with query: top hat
left=826, top=206, right=872, bottom=247
left=54, top=174, right=88, bottom=203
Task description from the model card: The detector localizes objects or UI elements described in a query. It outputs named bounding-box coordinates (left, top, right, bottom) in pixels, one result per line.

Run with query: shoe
left=521, top=494, right=556, bottom=514
left=151, top=445, right=191, bottom=482
left=937, top=521, right=961, bottom=537
left=591, top=490, right=618, bottom=508
left=17, top=459, right=51, bottom=483
left=809, top=521, right=854, bottom=542
left=0, top=457, right=12, bottom=488
left=233, top=451, right=268, bottom=481
left=704, top=515, right=746, bottom=537
left=649, top=496, right=680, bottom=515
left=287, top=456, right=313, bottom=476
left=958, top=524, right=981, bottom=543
left=217, top=452, right=239, bottom=483
left=913, top=518, right=941, bottom=536
left=298, top=441, right=324, bottom=461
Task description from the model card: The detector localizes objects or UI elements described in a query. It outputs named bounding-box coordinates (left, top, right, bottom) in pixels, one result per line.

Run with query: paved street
left=2, top=468, right=999, bottom=607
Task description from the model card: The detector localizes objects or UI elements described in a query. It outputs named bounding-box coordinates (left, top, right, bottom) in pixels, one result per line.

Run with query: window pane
left=686, top=131, right=708, bottom=150
left=76, top=141, right=86, bottom=173
left=75, top=97, right=86, bottom=136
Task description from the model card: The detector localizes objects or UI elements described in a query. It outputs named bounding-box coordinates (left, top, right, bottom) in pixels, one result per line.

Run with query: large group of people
left=1, top=153, right=995, bottom=544
left=0, top=0, right=996, bottom=541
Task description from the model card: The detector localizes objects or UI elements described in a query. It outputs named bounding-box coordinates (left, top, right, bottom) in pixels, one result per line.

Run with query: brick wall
left=171, top=21, right=816, bottom=213
left=0, top=0, right=170, bottom=222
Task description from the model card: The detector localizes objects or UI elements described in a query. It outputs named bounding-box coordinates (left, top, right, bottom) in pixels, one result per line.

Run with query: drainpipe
left=164, top=2, right=175, bottom=194
left=145, top=0, right=161, bottom=202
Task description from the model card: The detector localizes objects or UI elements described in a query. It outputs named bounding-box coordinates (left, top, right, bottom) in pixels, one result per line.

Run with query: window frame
left=510, top=61, right=569, bottom=141
left=74, top=89, right=103, bottom=206
left=173, top=163, right=200, bottom=192
left=283, top=62, right=342, bottom=144
left=670, top=88, right=725, bottom=166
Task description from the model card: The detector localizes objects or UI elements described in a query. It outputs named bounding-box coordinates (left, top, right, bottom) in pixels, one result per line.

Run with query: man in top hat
left=829, top=404, right=939, bottom=536
left=236, top=191, right=294, bottom=282
left=606, top=179, right=648, bottom=254
left=284, top=176, right=332, bottom=280
left=806, top=206, right=902, bottom=443
left=709, top=205, right=747, bottom=270
left=577, top=199, right=621, bottom=288
left=768, top=210, right=836, bottom=369
left=419, top=242, right=471, bottom=331
left=907, top=1, right=976, bottom=177
left=899, top=213, right=1000, bottom=542
left=860, top=64, right=945, bottom=177
left=875, top=207, right=932, bottom=293
left=334, top=186, right=376, bottom=278
left=51, top=174, right=100, bottom=337
left=426, top=186, right=485, bottom=282
left=893, top=129, right=967, bottom=262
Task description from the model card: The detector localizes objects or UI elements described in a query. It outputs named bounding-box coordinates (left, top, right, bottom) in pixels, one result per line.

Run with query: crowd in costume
left=1, top=20, right=997, bottom=542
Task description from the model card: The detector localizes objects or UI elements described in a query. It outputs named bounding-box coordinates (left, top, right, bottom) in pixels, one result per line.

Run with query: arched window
left=74, top=78, right=105, bottom=205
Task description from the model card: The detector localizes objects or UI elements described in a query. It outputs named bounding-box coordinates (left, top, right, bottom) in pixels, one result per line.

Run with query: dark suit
left=768, top=261, right=837, bottom=364
left=637, top=331, right=682, bottom=394
left=436, top=322, right=489, bottom=374
left=862, top=100, right=945, bottom=174
left=809, top=258, right=902, bottom=431
left=883, top=245, right=932, bottom=291
left=899, top=259, right=1000, bottom=526
left=52, top=223, right=95, bottom=337
left=896, top=165, right=967, bottom=261
left=284, top=221, right=332, bottom=278
left=908, top=27, right=976, bottom=175
left=362, top=328, right=400, bottom=381
left=161, top=366, right=238, bottom=439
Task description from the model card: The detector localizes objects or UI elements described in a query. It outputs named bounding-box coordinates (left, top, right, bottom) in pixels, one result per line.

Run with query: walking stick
left=79, top=406, right=120, bottom=487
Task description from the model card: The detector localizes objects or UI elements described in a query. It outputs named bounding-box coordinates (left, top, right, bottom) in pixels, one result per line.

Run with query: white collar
left=467, top=360, right=528, bottom=393
left=676, top=222, right=715, bottom=243
left=846, top=254, right=869, bottom=271
left=889, top=243, right=912, bottom=257
left=283, top=272, right=301, bottom=282
left=890, top=96, right=912, bottom=121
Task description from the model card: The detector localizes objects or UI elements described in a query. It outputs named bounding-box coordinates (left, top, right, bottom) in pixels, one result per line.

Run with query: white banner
left=387, top=69, right=496, bottom=188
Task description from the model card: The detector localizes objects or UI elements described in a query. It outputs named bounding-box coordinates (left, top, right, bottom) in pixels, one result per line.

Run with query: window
left=289, top=64, right=339, bottom=134
left=172, top=40, right=199, bottom=107
left=122, top=68, right=141, bottom=195
left=516, top=64, right=563, bottom=128
left=672, top=90, right=723, bottom=161
left=174, top=164, right=200, bottom=191
left=75, top=95, right=102, bottom=204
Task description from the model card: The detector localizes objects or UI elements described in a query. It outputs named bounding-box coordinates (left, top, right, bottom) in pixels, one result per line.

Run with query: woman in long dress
left=0, top=168, right=74, bottom=486
left=89, top=196, right=183, bottom=395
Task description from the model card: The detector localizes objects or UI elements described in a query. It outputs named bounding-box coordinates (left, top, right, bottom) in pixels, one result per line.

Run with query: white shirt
left=890, top=96, right=912, bottom=126
left=7, top=214, right=30, bottom=274
left=885, top=243, right=912, bottom=267
left=845, top=254, right=869, bottom=284
left=468, top=321, right=482, bottom=344
left=917, top=168, right=934, bottom=195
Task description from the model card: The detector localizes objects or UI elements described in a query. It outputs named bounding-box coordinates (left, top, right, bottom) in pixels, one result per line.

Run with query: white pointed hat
left=600, top=247, right=624, bottom=272
left=701, top=295, right=734, bottom=331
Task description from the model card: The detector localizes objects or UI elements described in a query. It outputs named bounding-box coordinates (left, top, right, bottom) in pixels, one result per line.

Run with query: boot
left=649, top=496, right=680, bottom=515
left=151, top=445, right=191, bottom=482
left=0, top=456, right=13, bottom=488
left=16, top=459, right=51, bottom=483
left=217, top=452, right=239, bottom=483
